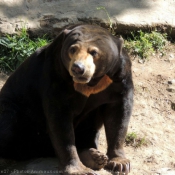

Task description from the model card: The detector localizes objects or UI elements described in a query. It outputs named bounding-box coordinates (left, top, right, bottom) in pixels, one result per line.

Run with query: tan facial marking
left=69, top=45, right=96, bottom=83
left=74, top=75, right=113, bottom=97
left=69, top=47, right=89, bottom=61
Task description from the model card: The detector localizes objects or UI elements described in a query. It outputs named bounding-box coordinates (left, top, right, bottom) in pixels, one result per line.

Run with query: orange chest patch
left=74, top=75, right=113, bottom=97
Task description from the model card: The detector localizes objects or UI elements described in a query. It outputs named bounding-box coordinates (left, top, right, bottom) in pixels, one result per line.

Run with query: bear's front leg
left=103, top=88, right=133, bottom=175
left=43, top=101, right=98, bottom=175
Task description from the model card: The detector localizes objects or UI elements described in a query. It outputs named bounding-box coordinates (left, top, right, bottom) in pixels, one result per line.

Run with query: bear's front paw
left=63, top=163, right=99, bottom=175
left=105, top=157, right=130, bottom=175
left=89, top=148, right=108, bottom=170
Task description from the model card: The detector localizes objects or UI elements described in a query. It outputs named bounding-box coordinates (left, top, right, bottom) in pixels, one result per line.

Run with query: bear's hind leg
left=0, top=102, right=19, bottom=158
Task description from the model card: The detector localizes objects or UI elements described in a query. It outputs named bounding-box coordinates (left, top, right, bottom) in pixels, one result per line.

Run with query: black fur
left=0, top=24, right=133, bottom=174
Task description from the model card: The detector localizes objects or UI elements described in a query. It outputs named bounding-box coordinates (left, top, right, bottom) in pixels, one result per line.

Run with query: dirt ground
left=0, top=43, right=175, bottom=175
left=98, top=43, right=175, bottom=175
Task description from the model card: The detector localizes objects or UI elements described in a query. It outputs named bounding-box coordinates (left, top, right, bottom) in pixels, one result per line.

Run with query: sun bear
left=0, top=24, right=133, bottom=175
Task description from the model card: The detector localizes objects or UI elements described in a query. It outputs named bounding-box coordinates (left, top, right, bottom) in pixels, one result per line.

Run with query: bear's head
left=59, top=25, right=123, bottom=86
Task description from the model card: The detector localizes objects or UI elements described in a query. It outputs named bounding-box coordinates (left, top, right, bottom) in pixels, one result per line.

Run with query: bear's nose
left=71, top=62, right=85, bottom=75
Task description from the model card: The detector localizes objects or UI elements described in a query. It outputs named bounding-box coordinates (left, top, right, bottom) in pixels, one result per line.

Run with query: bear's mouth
left=72, top=76, right=91, bottom=84
left=72, top=76, right=103, bottom=86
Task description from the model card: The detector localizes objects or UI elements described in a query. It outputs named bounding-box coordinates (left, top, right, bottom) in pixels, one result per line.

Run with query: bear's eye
left=90, top=50, right=98, bottom=57
left=69, top=47, right=77, bottom=54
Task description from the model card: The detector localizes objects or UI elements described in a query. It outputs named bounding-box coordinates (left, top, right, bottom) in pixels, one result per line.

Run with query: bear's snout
left=71, top=62, right=85, bottom=76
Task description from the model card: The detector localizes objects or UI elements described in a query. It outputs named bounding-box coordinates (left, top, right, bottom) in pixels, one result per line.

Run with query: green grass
left=124, top=30, right=167, bottom=61
left=97, top=6, right=116, bottom=35
left=125, top=132, right=148, bottom=148
left=96, top=6, right=168, bottom=60
left=0, top=28, right=50, bottom=73
left=0, top=25, right=169, bottom=73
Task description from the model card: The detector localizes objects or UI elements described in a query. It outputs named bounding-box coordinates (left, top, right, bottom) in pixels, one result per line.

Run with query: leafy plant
left=96, top=6, right=116, bottom=35
left=0, top=28, right=50, bottom=73
left=125, top=132, right=147, bottom=148
left=124, top=30, right=167, bottom=60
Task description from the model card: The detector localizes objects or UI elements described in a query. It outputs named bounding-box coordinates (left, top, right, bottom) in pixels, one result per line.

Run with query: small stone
left=169, top=53, right=174, bottom=58
left=167, top=86, right=175, bottom=93
left=138, top=59, right=144, bottom=64
left=171, top=102, right=175, bottom=111
left=168, top=79, right=175, bottom=85
left=155, top=168, right=175, bottom=175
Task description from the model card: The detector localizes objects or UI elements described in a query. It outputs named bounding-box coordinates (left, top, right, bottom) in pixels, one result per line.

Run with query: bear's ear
left=114, top=35, right=124, bottom=56
left=63, top=29, right=71, bottom=35
left=107, top=35, right=124, bottom=77
left=46, top=28, right=72, bottom=54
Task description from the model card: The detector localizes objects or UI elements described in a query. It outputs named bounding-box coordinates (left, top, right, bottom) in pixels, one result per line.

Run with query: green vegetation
left=125, top=132, right=147, bottom=148
left=0, top=28, right=50, bottom=73
left=96, top=6, right=116, bottom=35
left=0, top=24, right=169, bottom=73
left=124, top=30, right=167, bottom=61
left=96, top=6, right=168, bottom=60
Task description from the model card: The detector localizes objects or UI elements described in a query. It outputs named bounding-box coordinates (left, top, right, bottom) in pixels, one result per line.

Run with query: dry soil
left=0, top=43, right=175, bottom=175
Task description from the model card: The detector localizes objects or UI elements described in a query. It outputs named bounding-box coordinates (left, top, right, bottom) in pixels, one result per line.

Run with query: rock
left=0, top=158, right=61, bottom=175
left=138, top=59, right=144, bottom=64
left=169, top=53, right=175, bottom=60
left=0, top=0, right=175, bottom=37
left=171, top=102, right=175, bottom=111
left=154, top=168, right=175, bottom=175
left=167, top=86, right=175, bottom=93
left=168, top=79, right=175, bottom=85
